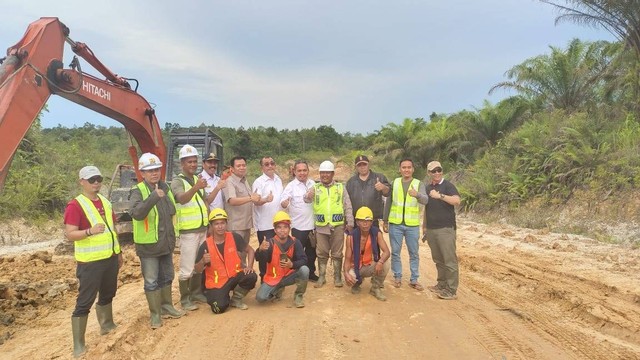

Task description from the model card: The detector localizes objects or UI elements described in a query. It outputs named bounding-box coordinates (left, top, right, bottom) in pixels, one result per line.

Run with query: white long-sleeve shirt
left=252, top=173, right=284, bottom=231
left=280, top=178, right=315, bottom=231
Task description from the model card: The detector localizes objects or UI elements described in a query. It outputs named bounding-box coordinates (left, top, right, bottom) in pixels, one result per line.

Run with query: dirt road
left=1, top=218, right=639, bottom=359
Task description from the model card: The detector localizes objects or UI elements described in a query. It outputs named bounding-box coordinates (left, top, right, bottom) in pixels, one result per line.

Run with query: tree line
left=2, top=1, right=638, bottom=226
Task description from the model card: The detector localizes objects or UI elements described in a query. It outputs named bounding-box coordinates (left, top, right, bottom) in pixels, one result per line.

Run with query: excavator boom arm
left=0, top=17, right=165, bottom=190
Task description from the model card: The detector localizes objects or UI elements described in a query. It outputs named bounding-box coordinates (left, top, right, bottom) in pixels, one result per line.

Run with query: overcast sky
left=1, top=0, right=612, bottom=134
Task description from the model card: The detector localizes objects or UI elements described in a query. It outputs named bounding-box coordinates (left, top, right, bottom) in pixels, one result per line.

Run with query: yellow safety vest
left=132, top=182, right=178, bottom=244
left=388, top=178, right=420, bottom=226
left=313, top=182, right=345, bottom=226
left=74, top=194, right=120, bottom=262
left=176, top=174, right=208, bottom=231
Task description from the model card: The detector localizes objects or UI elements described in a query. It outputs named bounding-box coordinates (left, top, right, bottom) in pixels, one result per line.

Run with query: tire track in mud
left=460, top=249, right=640, bottom=359
left=452, top=308, right=535, bottom=359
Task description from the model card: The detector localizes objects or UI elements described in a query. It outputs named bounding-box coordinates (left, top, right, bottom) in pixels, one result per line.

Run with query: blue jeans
left=139, top=253, right=175, bottom=292
left=255, top=266, right=309, bottom=302
left=389, top=224, right=420, bottom=283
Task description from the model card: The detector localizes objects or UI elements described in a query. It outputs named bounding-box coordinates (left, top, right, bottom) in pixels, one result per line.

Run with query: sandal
left=392, top=279, right=401, bottom=288
left=409, top=282, right=424, bottom=291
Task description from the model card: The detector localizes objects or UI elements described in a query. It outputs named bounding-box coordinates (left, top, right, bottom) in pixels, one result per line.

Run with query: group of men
left=63, top=149, right=460, bottom=358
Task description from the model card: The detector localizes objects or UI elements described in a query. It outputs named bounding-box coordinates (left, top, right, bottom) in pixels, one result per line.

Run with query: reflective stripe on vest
left=74, top=194, right=120, bottom=262
left=388, top=178, right=420, bottom=226
left=204, top=233, right=242, bottom=289
left=312, top=183, right=344, bottom=226
left=176, top=175, right=208, bottom=231
left=132, top=182, right=177, bottom=244
left=263, top=237, right=296, bottom=286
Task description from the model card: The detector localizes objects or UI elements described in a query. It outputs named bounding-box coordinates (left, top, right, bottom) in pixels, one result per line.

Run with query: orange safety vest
left=204, top=232, right=242, bottom=289
left=350, top=234, right=373, bottom=268
left=263, top=237, right=296, bottom=286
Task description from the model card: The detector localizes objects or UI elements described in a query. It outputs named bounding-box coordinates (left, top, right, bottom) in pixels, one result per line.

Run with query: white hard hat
left=179, top=145, right=199, bottom=159
left=138, top=153, right=163, bottom=170
left=318, top=160, right=335, bottom=172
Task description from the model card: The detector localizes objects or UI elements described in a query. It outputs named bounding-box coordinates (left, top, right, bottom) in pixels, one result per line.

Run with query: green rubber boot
left=160, top=285, right=186, bottom=318
left=333, top=258, right=344, bottom=288
left=95, top=303, right=117, bottom=335
left=71, top=315, right=87, bottom=358
left=370, top=276, right=387, bottom=301
left=294, top=278, right=308, bottom=308
left=189, top=273, right=208, bottom=303
left=144, top=290, right=163, bottom=329
left=179, top=279, right=199, bottom=311
left=314, top=259, right=328, bottom=288
left=230, top=287, right=249, bottom=310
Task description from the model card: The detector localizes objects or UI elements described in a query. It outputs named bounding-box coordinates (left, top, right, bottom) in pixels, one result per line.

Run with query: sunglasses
left=87, top=176, right=103, bottom=184
left=263, top=161, right=276, bottom=166
left=429, top=167, right=443, bottom=174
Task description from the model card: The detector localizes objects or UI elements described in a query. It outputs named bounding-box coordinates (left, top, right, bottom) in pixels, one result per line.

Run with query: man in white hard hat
left=130, top=153, right=185, bottom=329
left=64, top=165, right=122, bottom=357
left=170, top=144, right=210, bottom=311
left=304, top=160, right=354, bottom=288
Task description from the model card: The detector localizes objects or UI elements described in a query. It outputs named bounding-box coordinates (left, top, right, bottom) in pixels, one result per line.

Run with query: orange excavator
left=0, top=17, right=166, bottom=191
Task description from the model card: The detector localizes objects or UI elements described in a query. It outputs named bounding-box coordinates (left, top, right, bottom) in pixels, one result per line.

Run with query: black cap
left=355, top=155, right=369, bottom=165
left=204, top=153, right=219, bottom=162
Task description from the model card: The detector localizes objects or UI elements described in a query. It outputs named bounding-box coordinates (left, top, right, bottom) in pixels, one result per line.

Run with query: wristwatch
left=440, top=193, right=445, bottom=199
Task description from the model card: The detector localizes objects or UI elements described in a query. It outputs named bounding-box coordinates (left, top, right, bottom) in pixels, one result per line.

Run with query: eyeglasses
left=429, top=168, right=443, bottom=174
left=263, top=161, right=276, bottom=166
left=87, top=176, right=103, bottom=184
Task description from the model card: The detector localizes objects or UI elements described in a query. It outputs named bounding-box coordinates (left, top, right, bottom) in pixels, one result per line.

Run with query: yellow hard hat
left=273, top=211, right=291, bottom=226
left=208, top=208, right=228, bottom=222
left=355, top=206, right=373, bottom=221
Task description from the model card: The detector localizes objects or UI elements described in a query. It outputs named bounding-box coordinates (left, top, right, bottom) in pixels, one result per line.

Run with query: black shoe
left=308, top=273, right=319, bottom=282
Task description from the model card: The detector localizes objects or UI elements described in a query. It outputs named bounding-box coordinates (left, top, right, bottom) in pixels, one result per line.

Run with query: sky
left=1, top=0, right=614, bottom=135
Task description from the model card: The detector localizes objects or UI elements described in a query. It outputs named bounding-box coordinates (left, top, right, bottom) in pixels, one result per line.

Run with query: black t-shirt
left=195, top=231, right=247, bottom=263
left=425, top=179, right=459, bottom=230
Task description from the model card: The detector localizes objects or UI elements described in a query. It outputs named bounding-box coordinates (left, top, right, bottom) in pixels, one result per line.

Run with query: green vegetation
left=3, top=1, right=640, bottom=244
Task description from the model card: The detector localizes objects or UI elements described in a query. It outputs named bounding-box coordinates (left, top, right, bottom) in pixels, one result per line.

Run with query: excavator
left=0, top=17, right=166, bottom=191
left=0, top=17, right=223, bottom=236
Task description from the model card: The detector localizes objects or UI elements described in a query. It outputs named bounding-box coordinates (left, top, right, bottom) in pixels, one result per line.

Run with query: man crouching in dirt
left=255, top=211, right=309, bottom=308
left=193, top=208, right=257, bottom=313
left=64, top=166, right=122, bottom=358
left=343, top=207, right=390, bottom=301
left=129, top=153, right=185, bottom=329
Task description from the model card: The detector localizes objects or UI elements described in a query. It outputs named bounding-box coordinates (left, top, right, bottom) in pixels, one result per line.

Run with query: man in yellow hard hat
left=343, top=206, right=390, bottom=301
left=255, top=211, right=309, bottom=308
left=193, top=208, right=257, bottom=314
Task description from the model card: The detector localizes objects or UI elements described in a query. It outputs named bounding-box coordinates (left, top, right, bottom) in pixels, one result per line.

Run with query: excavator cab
left=165, top=129, right=224, bottom=182
left=106, top=164, right=138, bottom=238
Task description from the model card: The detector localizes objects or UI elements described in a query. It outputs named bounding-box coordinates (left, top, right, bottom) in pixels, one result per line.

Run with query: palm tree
left=468, top=97, right=531, bottom=150
left=489, top=38, right=614, bottom=111
left=408, top=116, right=463, bottom=167
left=541, top=1, right=640, bottom=110
left=541, top=1, right=640, bottom=58
left=371, top=118, right=427, bottom=162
